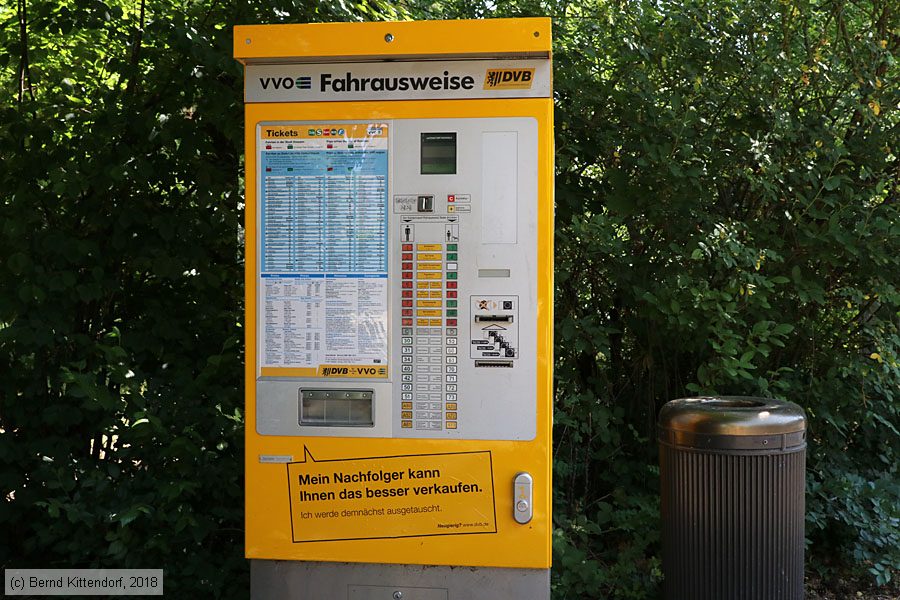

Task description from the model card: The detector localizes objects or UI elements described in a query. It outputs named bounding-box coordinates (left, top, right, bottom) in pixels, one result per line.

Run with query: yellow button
left=446, top=412, right=458, bottom=420
left=429, top=282, right=443, bottom=289
left=401, top=411, right=413, bottom=419
left=447, top=205, right=456, bottom=213
left=402, top=402, right=413, bottom=409
left=416, top=281, right=430, bottom=289
left=446, top=403, right=457, bottom=410
left=429, top=291, right=442, bottom=298
left=446, top=421, right=457, bottom=429
left=417, top=262, right=442, bottom=270
left=416, top=290, right=430, bottom=298
left=416, top=318, right=430, bottom=326
left=429, top=319, right=442, bottom=326
left=417, top=300, right=442, bottom=308
left=417, top=272, right=441, bottom=280
left=417, top=253, right=442, bottom=261
left=417, top=309, right=442, bottom=317
left=417, top=244, right=442, bottom=251
left=402, top=421, right=413, bottom=428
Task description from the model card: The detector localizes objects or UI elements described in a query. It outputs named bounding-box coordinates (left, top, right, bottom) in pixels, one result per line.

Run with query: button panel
left=379, top=118, right=539, bottom=442
left=397, top=220, right=462, bottom=432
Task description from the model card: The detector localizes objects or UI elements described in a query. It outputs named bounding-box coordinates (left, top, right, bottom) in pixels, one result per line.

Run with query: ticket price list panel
left=398, top=222, right=461, bottom=431
left=258, top=124, right=389, bottom=373
left=263, top=175, right=386, bottom=272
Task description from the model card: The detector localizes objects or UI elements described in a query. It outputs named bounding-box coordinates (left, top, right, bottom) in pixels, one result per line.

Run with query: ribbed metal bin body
left=658, top=397, right=806, bottom=600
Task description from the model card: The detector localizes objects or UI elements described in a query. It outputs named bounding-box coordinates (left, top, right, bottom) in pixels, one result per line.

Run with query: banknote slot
left=474, top=314, right=514, bottom=323
left=475, top=359, right=514, bottom=368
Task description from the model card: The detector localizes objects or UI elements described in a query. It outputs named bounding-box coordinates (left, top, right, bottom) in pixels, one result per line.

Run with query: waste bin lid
left=659, top=396, right=806, bottom=436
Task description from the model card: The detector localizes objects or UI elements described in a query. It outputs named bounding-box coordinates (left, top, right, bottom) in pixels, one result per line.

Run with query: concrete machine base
left=251, top=560, right=550, bottom=600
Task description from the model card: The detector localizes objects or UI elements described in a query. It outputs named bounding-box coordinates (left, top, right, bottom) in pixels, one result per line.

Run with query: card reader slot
left=474, top=315, right=514, bottom=323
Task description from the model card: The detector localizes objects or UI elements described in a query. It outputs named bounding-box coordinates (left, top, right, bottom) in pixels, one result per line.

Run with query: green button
left=447, top=244, right=458, bottom=251
left=447, top=300, right=458, bottom=308
left=446, top=253, right=458, bottom=260
left=447, top=309, right=458, bottom=317
left=446, top=272, right=457, bottom=280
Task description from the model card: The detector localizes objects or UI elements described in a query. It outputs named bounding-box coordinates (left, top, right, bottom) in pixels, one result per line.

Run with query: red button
left=402, top=244, right=413, bottom=251
left=446, top=319, right=457, bottom=326
left=448, top=194, right=455, bottom=202
left=447, top=281, right=458, bottom=289
left=402, top=300, right=412, bottom=307
left=402, top=253, right=412, bottom=260
left=447, top=291, right=458, bottom=298
left=402, top=318, right=413, bottom=326
left=402, top=290, right=413, bottom=298
left=402, top=309, right=413, bottom=316
left=402, top=281, right=412, bottom=289
left=402, top=262, right=412, bottom=270
left=402, top=272, right=412, bottom=279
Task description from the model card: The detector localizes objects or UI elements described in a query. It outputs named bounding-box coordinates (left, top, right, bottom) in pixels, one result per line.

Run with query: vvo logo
left=483, top=68, right=535, bottom=90
left=259, top=75, right=312, bottom=90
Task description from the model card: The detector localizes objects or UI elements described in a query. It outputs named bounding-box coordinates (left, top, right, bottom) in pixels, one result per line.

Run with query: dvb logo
left=483, top=69, right=536, bottom=90
left=321, top=367, right=350, bottom=376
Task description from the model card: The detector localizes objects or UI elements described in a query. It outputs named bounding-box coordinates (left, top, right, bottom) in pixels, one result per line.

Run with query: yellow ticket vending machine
left=234, top=18, right=553, bottom=599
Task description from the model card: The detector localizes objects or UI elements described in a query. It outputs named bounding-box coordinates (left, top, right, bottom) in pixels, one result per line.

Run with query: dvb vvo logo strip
left=248, top=62, right=550, bottom=100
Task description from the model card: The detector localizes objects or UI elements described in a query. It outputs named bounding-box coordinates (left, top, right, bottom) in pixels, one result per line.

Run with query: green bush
left=2, top=0, right=898, bottom=597
left=545, top=0, right=900, bottom=594
left=0, top=0, right=406, bottom=596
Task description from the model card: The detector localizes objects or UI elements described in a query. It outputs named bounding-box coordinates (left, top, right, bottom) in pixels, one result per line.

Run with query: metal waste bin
left=658, top=396, right=806, bottom=600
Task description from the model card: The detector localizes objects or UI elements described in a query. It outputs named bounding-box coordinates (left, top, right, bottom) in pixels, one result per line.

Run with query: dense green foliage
left=543, top=0, right=900, bottom=595
left=2, top=0, right=898, bottom=598
left=0, top=1, right=246, bottom=595
left=0, top=0, right=404, bottom=595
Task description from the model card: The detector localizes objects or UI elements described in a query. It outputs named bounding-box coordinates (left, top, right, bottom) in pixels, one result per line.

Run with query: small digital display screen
left=421, top=132, right=457, bottom=174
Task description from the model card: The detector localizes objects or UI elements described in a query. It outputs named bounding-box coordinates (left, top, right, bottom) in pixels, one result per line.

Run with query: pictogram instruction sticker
left=287, top=448, right=497, bottom=542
